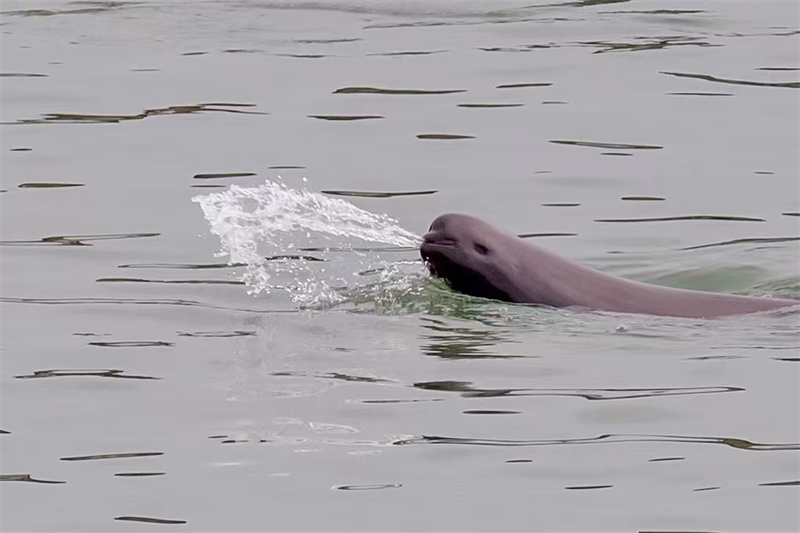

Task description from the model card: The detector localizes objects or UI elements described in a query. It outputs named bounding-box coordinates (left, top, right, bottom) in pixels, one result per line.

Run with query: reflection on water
left=413, top=381, right=743, bottom=400
left=398, top=434, right=800, bottom=451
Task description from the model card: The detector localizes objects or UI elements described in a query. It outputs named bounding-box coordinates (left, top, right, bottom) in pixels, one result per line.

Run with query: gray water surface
left=1, top=1, right=799, bottom=531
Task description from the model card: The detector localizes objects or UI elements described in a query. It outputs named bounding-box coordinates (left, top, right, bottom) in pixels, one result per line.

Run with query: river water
left=1, top=1, right=799, bottom=531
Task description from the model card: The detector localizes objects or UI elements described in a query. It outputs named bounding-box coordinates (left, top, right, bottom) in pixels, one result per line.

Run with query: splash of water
left=192, top=179, right=423, bottom=306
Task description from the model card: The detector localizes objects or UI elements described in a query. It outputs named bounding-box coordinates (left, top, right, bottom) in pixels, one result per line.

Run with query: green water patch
left=681, top=236, right=800, bottom=250
left=550, top=139, right=663, bottom=150
left=178, top=331, right=256, bottom=338
left=97, top=277, right=245, bottom=285
left=517, top=232, right=577, bottom=238
left=416, top=133, right=474, bottom=140
left=0, top=72, right=48, bottom=77
left=496, top=82, right=552, bottom=88
left=668, top=92, right=734, bottom=96
left=621, top=196, right=665, bottom=201
left=581, top=36, right=718, bottom=54
left=541, top=203, right=580, bottom=207
left=115, top=516, right=186, bottom=525
left=662, top=71, right=800, bottom=88
left=89, top=341, right=172, bottom=347
left=61, top=451, right=164, bottom=461
left=369, top=50, right=447, bottom=56
left=321, top=189, right=437, bottom=198
left=18, top=182, right=84, bottom=188
left=268, top=165, right=306, bottom=169
left=396, top=434, right=800, bottom=451
left=596, top=215, right=764, bottom=223
left=115, top=472, right=165, bottom=477
left=15, top=369, right=159, bottom=380
left=308, top=114, right=384, bottom=121
left=0, top=232, right=159, bottom=246
left=457, top=103, right=524, bottom=108
left=12, top=103, right=266, bottom=125
left=193, top=172, right=256, bottom=179
left=0, top=474, right=65, bottom=484
left=334, top=87, right=466, bottom=95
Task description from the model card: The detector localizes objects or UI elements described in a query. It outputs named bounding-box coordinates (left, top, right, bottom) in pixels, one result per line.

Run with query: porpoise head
left=420, top=213, right=518, bottom=302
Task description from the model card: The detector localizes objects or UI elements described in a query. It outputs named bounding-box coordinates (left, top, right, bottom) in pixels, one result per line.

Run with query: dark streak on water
left=564, top=484, right=613, bottom=490
left=595, top=215, right=765, bottom=223
left=114, top=516, right=187, bottom=525
left=333, top=484, right=401, bottom=491
left=10, top=103, right=266, bottom=125
left=15, top=369, right=160, bottom=380
left=61, top=452, right=164, bottom=462
left=680, top=236, right=800, bottom=250
left=517, top=232, right=577, bottom=238
left=178, top=330, right=256, bottom=338
left=0, top=474, right=66, bottom=484
left=395, top=434, right=800, bottom=451
left=457, top=103, right=524, bottom=108
left=334, top=87, right=466, bottom=95
left=413, top=381, right=742, bottom=401
left=114, top=472, right=166, bottom=477
left=668, top=92, right=734, bottom=97
left=89, top=341, right=173, bottom=348
left=0, top=232, right=160, bottom=247
left=193, top=172, right=256, bottom=179
left=496, top=82, right=552, bottom=88
left=758, top=480, right=800, bottom=487
left=416, top=133, right=475, bottom=140
left=662, top=71, right=800, bottom=89
left=96, top=277, right=245, bottom=285
left=308, top=115, right=384, bottom=121
left=550, top=140, right=663, bottom=150
left=621, top=196, right=665, bottom=201
left=321, top=190, right=437, bottom=198
left=18, top=182, right=85, bottom=188
left=648, top=457, right=685, bottom=462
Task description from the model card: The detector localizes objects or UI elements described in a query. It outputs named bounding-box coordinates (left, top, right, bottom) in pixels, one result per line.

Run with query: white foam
left=192, top=179, right=422, bottom=306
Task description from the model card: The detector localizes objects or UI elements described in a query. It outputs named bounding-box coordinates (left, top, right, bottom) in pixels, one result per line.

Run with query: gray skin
left=420, top=214, right=797, bottom=319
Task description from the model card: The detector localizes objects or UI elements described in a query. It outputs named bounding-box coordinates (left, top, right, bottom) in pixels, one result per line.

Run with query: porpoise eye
left=474, top=243, right=490, bottom=255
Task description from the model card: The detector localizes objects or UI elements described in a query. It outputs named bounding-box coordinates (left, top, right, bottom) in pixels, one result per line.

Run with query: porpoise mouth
left=420, top=231, right=457, bottom=276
